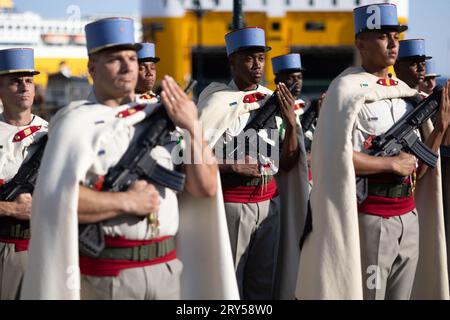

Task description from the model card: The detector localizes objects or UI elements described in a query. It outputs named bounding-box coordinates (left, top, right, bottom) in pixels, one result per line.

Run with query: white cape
left=198, top=82, right=309, bottom=300
left=296, top=67, right=449, bottom=300
left=21, top=101, right=239, bottom=299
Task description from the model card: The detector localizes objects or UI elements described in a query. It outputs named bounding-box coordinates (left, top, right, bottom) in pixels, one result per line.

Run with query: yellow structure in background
left=0, top=0, right=13, bottom=9
left=33, top=58, right=89, bottom=86
left=142, top=0, right=409, bottom=91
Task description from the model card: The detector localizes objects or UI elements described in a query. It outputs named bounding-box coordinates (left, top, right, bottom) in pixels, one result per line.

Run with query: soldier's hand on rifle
left=276, top=83, right=297, bottom=128
left=391, top=152, right=417, bottom=177
left=11, top=193, right=32, bottom=220
left=161, top=75, right=199, bottom=133
left=231, top=155, right=261, bottom=177
left=125, top=180, right=160, bottom=217
left=435, top=80, right=450, bottom=133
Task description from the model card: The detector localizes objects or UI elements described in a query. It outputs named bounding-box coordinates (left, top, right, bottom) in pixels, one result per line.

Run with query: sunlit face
left=356, top=31, right=400, bottom=69
left=136, top=61, right=156, bottom=94
left=88, top=48, right=138, bottom=99
left=0, top=73, right=35, bottom=112
left=395, top=58, right=427, bottom=89
left=229, top=48, right=266, bottom=86
left=419, top=76, right=437, bottom=95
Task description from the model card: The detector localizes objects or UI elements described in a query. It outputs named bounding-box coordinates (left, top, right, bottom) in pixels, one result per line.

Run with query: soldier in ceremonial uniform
left=420, top=59, right=441, bottom=95
left=135, top=42, right=160, bottom=104
left=296, top=3, right=450, bottom=300
left=198, top=27, right=309, bottom=300
left=272, top=53, right=307, bottom=126
left=395, top=42, right=450, bottom=277
left=394, top=39, right=431, bottom=93
left=22, top=17, right=238, bottom=300
left=0, top=48, right=48, bottom=299
left=271, top=53, right=323, bottom=188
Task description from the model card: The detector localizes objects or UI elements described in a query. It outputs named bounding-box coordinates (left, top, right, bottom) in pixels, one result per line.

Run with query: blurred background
left=1, top=0, right=448, bottom=119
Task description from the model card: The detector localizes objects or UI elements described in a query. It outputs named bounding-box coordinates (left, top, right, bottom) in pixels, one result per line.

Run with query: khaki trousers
left=358, top=210, right=419, bottom=300
left=0, top=242, right=27, bottom=300
left=80, top=258, right=183, bottom=300
left=224, top=196, right=280, bottom=300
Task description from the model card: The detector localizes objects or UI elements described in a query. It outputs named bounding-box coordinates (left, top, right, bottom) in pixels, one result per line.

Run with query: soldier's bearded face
left=136, top=61, right=156, bottom=93
left=0, top=74, right=35, bottom=111
left=357, top=31, right=399, bottom=69
left=89, top=49, right=138, bottom=98
left=230, top=50, right=265, bottom=85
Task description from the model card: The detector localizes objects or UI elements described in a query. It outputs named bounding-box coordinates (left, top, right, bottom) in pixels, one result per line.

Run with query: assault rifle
left=225, top=84, right=296, bottom=161
left=356, top=85, right=443, bottom=204
left=78, top=80, right=196, bottom=257
left=0, top=135, right=48, bottom=201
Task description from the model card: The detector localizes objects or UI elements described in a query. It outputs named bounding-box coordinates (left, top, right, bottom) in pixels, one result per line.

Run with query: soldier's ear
left=228, top=54, right=234, bottom=65
left=355, top=36, right=364, bottom=52
left=87, top=58, right=96, bottom=78
left=228, top=56, right=235, bottom=73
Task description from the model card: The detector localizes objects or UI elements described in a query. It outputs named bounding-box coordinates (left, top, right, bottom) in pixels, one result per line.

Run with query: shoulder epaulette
left=116, top=104, right=147, bottom=118
left=377, top=78, right=398, bottom=87
left=243, top=92, right=266, bottom=103
left=12, top=125, right=42, bottom=142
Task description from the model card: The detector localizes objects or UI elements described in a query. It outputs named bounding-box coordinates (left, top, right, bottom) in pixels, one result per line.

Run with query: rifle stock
left=226, top=83, right=296, bottom=161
